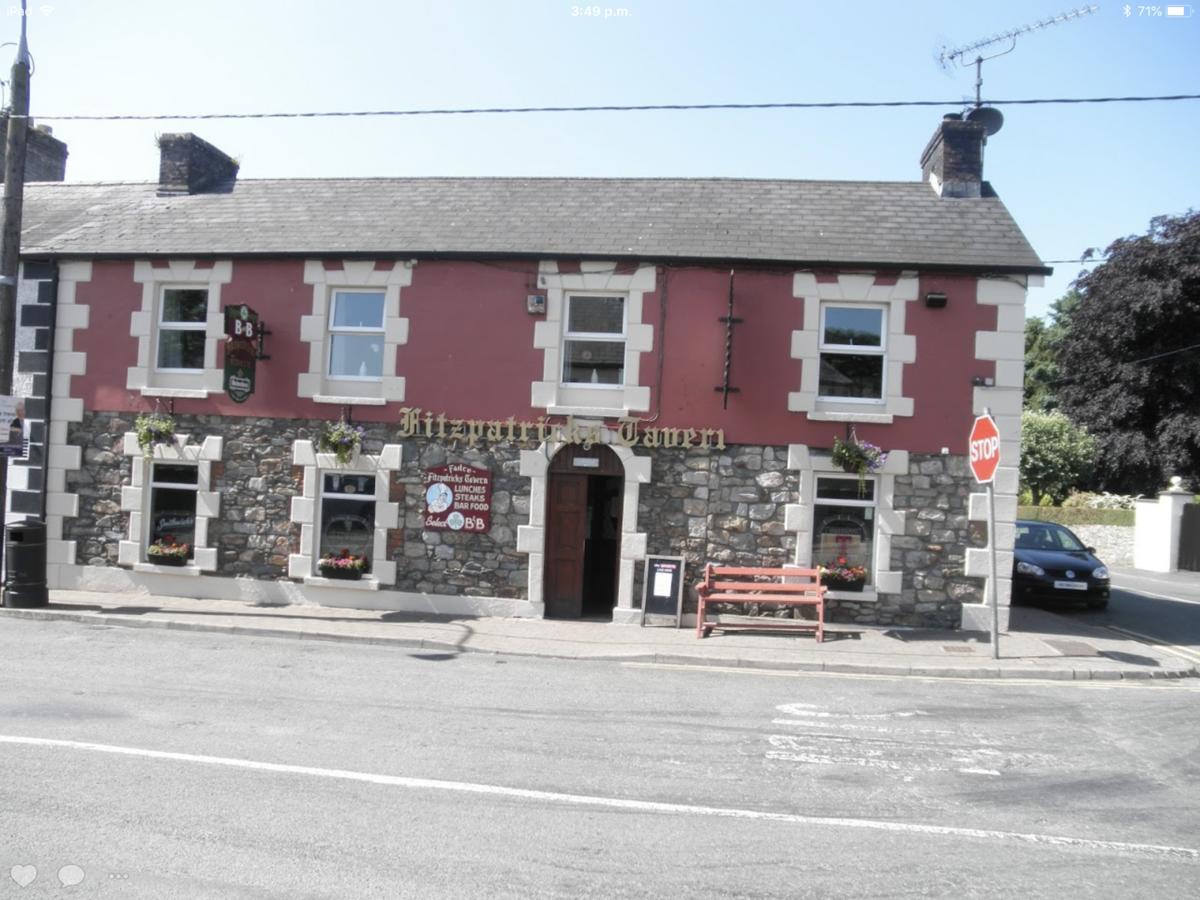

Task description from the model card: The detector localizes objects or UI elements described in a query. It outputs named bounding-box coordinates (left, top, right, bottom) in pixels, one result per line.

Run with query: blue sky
left=6, top=1, right=1198, bottom=318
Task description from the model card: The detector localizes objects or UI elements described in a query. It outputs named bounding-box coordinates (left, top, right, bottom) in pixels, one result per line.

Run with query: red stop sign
left=969, top=414, right=1001, bottom=483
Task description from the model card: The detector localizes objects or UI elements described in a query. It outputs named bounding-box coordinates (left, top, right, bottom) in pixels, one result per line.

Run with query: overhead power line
left=16, top=94, right=1200, bottom=122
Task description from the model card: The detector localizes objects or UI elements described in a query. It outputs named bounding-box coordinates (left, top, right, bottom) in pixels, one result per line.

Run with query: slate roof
left=19, top=177, right=1049, bottom=272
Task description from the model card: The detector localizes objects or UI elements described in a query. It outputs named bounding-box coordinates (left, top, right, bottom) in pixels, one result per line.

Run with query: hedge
left=1017, top=507, right=1134, bottom=527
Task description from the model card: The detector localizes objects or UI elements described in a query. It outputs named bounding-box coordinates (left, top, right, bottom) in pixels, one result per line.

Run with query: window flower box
left=819, top=561, right=867, bottom=592
left=147, top=536, right=190, bottom=566
left=318, top=549, right=368, bottom=580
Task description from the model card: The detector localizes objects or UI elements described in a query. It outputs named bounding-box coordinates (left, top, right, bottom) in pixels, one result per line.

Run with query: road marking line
left=0, top=734, right=1196, bottom=863
left=622, top=662, right=1200, bottom=689
left=1105, top=626, right=1200, bottom=665
left=1111, top=584, right=1200, bottom=606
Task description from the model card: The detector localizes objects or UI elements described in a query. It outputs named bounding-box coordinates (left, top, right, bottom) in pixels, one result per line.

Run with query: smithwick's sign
left=423, top=464, right=492, bottom=533
left=397, top=407, right=726, bottom=451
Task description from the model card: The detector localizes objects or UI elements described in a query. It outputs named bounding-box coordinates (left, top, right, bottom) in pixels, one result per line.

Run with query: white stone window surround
left=118, top=434, right=224, bottom=574
left=127, top=260, right=232, bottom=399
left=298, top=261, right=412, bottom=406
left=817, top=303, right=889, bottom=404
left=289, top=440, right=402, bottom=589
left=789, top=272, right=917, bottom=424
left=532, top=261, right=655, bottom=417
left=42, top=262, right=91, bottom=586
left=962, top=275, right=1038, bottom=628
left=515, top=431, right=651, bottom=625
left=785, top=444, right=910, bottom=600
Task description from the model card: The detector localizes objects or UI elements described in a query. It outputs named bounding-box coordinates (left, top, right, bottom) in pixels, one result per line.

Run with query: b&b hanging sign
left=223, top=305, right=261, bottom=403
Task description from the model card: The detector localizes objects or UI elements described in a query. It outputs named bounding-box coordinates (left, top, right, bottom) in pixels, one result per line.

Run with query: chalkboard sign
left=641, top=555, right=685, bottom=628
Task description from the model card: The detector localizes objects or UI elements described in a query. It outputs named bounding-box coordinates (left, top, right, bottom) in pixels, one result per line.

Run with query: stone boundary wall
left=1071, top=525, right=1134, bottom=568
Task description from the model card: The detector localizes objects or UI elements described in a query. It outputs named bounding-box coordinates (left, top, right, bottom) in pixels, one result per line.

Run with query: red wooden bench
left=696, top=564, right=826, bottom=642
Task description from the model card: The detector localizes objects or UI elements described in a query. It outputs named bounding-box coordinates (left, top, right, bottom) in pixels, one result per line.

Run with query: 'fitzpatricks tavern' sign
left=423, top=464, right=492, bottom=533
left=398, top=407, right=726, bottom=451
left=223, top=305, right=260, bottom=403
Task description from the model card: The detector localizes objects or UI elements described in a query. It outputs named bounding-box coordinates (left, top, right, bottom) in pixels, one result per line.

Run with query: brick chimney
left=0, top=116, right=67, bottom=182
left=157, top=133, right=239, bottom=195
left=920, top=115, right=987, bottom=198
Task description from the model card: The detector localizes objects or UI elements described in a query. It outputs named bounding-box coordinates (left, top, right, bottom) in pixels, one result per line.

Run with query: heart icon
left=58, top=865, right=85, bottom=887
left=10, top=865, right=36, bottom=887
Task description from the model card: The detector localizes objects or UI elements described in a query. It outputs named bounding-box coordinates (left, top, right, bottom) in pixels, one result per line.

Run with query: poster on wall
left=0, top=395, right=26, bottom=459
left=423, top=464, right=492, bottom=533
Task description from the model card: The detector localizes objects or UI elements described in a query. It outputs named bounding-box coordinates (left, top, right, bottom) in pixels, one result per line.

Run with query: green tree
left=1024, top=291, right=1079, bottom=412
left=1020, top=411, right=1096, bottom=505
left=1056, top=211, right=1200, bottom=494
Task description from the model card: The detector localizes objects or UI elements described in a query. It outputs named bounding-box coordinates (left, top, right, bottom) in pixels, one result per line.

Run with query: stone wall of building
left=885, top=453, right=986, bottom=629
left=64, top=414, right=529, bottom=599
left=637, top=444, right=797, bottom=615
left=392, top=439, right=528, bottom=598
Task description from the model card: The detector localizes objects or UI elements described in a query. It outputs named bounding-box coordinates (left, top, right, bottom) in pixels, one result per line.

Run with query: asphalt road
left=1025, top=568, right=1200, bottom=665
left=2, top=619, right=1199, bottom=898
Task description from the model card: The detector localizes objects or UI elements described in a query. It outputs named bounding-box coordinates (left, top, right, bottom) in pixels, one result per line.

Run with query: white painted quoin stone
left=531, top=261, right=656, bottom=418
left=297, top=260, right=413, bottom=406
left=962, top=275, right=1035, bottom=631
left=288, top=440, right=403, bottom=588
left=42, top=262, right=92, bottom=587
left=516, top=431, right=651, bottom=624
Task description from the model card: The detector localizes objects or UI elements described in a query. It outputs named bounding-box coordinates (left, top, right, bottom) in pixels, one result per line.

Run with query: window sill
left=547, top=404, right=628, bottom=418
left=313, top=395, right=387, bottom=406
left=132, top=562, right=202, bottom=576
left=809, top=410, right=894, bottom=425
left=139, top=387, right=210, bottom=399
left=303, top=575, right=381, bottom=591
left=824, top=588, right=879, bottom=602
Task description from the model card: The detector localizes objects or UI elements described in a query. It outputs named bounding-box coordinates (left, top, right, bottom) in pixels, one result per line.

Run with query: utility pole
left=0, top=0, right=31, bottom=586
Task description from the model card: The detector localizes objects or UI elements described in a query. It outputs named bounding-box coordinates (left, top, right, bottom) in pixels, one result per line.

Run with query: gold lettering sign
left=397, top=407, right=725, bottom=451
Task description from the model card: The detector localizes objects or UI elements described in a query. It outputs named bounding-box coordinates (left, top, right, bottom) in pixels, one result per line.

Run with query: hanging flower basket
left=318, top=420, right=364, bottom=466
left=318, top=548, right=368, bottom=580
left=147, top=535, right=190, bottom=566
left=135, top=412, right=176, bottom=458
left=831, top=430, right=887, bottom=495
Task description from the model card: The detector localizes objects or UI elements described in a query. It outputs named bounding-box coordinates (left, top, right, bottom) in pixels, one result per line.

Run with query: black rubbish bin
left=5, top=520, right=48, bottom=608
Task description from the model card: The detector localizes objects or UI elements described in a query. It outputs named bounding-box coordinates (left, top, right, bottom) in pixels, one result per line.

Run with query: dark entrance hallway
left=543, top=444, right=623, bottom=620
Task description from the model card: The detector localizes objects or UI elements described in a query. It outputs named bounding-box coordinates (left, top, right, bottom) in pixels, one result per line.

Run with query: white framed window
left=298, top=261, right=411, bottom=406
left=531, top=262, right=655, bottom=416
left=818, top=304, right=886, bottom=402
left=318, top=472, right=376, bottom=574
left=156, top=288, right=209, bottom=372
left=148, top=462, right=199, bottom=560
left=327, top=290, right=386, bottom=380
left=128, top=260, right=230, bottom=398
left=117, top=432, right=223, bottom=573
left=562, top=293, right=626, bottom=386
left=811, top=475, right=876, bottom=586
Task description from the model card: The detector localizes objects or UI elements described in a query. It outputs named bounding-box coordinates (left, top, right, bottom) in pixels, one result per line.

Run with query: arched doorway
left=544, top=443, right=624, bottom=620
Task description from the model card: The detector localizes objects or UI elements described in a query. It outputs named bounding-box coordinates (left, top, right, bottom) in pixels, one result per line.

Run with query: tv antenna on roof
left=938, top=5, right=1098, bottom=110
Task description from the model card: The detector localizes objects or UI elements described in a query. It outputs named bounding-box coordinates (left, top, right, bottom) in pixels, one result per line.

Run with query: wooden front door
left=544, top=473, right=588, bottom=619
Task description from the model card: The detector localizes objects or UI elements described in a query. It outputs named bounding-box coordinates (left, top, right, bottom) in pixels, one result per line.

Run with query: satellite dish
left=966, top=105, right=1004, bottom=136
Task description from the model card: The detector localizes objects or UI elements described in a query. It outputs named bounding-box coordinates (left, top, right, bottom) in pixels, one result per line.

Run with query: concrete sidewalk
left=1, top=589, right=1196, bottom=680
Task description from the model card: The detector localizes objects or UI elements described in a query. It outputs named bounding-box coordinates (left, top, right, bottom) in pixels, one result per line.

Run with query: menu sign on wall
left=423, top=464, right=492, bottom=533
